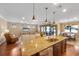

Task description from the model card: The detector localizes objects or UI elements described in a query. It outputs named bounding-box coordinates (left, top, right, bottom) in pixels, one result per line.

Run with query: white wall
left=0, top=18, right=8, bottom=36
left=7, top=22, right=21, bottom=37
left=7, top=22, right=39, bottom=37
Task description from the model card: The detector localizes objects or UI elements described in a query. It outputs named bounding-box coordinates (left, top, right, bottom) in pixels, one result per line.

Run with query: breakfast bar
left=20, top=35, right=66, bottom=56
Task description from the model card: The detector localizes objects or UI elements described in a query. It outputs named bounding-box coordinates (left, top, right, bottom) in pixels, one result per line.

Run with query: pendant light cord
left=33, top=3, right=35, bottom=16
left=53, top=11, right=56, bottom=20
left=45, top=7, right=48, bottom=22
left=32, top=1, right=36, bottom=20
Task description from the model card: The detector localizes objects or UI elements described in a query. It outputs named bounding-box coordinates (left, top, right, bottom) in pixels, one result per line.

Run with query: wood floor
left=0, top=42, right=21, bottom=56
left=64, top=44, right=79, bottom=56
left=0, top=42, right=79, bottom=56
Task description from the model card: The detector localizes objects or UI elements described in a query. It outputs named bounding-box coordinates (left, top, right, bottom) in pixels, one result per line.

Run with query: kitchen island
left=20, top=35, right=67, bottom=56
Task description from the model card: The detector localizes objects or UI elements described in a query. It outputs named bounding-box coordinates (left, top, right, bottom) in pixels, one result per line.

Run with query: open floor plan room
left=0, top=3, right=79, bottom=56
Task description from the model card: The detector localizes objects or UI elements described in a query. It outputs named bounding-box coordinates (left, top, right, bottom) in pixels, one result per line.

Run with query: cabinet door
left=39, top=49, right=49, bottom=56
left=61, top=40, right=66, bottom=54
left=53, top=42, right=62, bottom=56
left=48, top=47, right=53, bottom=56
left=39, top=47, right=53, bottom=56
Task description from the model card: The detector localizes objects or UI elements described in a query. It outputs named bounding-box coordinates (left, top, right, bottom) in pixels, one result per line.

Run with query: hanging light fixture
left=52, top=11, right=56, bottom=24
left=32, top=3, right=36, bottom=20
left=45, top=7, right=48, bottom=22
left=52, top=4, right=62, bottom=24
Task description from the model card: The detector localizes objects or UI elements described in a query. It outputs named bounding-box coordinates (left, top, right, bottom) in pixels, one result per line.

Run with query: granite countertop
left=20, top=35, right=65, bottom=56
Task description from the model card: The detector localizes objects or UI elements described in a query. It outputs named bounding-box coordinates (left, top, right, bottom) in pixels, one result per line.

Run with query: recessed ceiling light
left=53, top=3, right=58, bottom=5
left=73, top=17, right=78, bottom=20
left=20, top=20, right=24, bottom=23
left=22, top=17, right=25, bottom=20
left=62, top=9, right=67, bottom=13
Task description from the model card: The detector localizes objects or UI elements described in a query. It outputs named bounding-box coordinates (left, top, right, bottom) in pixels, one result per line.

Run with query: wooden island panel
left=53, top=39, right=66, bottom=56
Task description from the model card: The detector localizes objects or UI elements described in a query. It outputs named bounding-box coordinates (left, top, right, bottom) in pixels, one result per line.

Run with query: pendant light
left=53, top=11, right=56, bottom=24
left=32, top=3, right=36, bottom=20
left=52, top=4, right=62, bottom=24
left=45, top=7, right=48, bottom=22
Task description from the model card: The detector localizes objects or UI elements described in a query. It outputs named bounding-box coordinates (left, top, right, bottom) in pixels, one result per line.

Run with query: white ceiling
left=0, top=3, right=79, bottom=24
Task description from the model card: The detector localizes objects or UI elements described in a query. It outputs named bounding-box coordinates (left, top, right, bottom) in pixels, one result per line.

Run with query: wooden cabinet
left=53, top=41, right=62, bottom=56
left=39, top=46, right=53, bottom=56
left=32, top=39, right=66, bottom=56
left=53, top=39, right=66, bottom=56
left=61, top=39, right=66, bottom=55
left=39, top=49, right=49, bottom=56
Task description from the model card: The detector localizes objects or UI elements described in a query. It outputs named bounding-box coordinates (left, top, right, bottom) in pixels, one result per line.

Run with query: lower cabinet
left=53, top=39, right=66, bottom=56
left=32, top=39, right=66, bottom=56
left=53, top=41, right=62, bottom=56
left=61, top=39, right=66, bottom=55
left=39, top=46, right=53, bottom=56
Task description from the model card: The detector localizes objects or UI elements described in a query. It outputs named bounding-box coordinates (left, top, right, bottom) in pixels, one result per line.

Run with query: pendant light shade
left=53, top=21, right=55, bottom=24
left=52, top=11, right=56, bottom=24
left=32, top=15, right=35, bottom=20
left=32, top=3, right=36, bottom=20
left=53, top=11, right=56, bottom=15
left=52, top=4, right=62, bottom=24
left=53, top=11, right=56, bottom=20
left=45, top=19, right=47, bottom=22
left=45, top=7, right=48, bottom=22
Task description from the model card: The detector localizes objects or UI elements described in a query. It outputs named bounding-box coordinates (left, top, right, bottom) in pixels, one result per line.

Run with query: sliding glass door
left=40, top=25, right=57, bottom=36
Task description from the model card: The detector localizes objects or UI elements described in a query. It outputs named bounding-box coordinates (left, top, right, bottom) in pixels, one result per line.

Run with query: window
left=64, top=25, right=78, bottom=33
left=40, top=25, right=57, bottom=36
left=46, top=26, right=50, bottom=33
